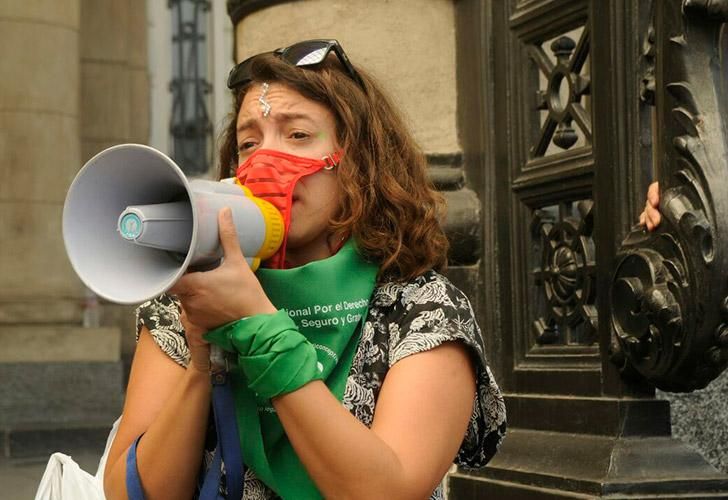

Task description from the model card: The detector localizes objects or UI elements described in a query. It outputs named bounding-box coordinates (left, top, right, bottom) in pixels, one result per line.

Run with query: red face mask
left=236, top=149, right=342, bottom=269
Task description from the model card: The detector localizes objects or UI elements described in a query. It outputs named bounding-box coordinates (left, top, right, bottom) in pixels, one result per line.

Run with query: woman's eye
left=238, top=141, right=257, bottom=152
left=290, top=131, right=310, bottom=140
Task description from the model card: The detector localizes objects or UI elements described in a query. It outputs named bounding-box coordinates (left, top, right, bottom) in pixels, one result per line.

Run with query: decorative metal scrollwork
left=529, top=27, right=592, bottom=157
left=610, top=0, right=728, bottom=391
left=532, top=200, right=597, bottom=345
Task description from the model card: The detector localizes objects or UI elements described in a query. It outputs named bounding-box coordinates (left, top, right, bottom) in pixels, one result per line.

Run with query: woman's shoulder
left=135, top=293, right=190, bottom=367
left=371, top=269, right=467, bottom=311
left=369, top=269, right=481, bottom=364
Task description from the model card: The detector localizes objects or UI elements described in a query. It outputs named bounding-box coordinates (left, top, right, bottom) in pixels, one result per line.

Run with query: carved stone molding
left=610, top=0, right=728, bottom=391
left=226, top=0, right=294, bottom=23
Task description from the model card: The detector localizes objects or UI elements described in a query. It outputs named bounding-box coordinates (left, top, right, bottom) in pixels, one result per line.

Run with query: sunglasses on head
left=227, top=39, right=365, bottom=91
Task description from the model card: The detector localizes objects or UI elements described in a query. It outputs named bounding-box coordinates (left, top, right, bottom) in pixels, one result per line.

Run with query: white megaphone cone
left=63, top=144, right=284, bottom=304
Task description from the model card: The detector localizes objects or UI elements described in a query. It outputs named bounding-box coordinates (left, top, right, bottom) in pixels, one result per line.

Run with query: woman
left=103, top=39, right=506, bottom=499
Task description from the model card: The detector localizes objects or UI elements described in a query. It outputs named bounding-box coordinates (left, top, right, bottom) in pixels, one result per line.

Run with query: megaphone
left=63, top=144, right=284, bottom=304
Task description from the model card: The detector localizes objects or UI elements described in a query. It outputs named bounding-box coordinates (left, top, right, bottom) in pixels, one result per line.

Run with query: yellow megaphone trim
left=236, top=180, right=284, bottom=264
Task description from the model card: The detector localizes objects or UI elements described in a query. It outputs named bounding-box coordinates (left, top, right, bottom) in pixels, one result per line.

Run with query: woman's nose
left=258, top=135, right=286, bottom=152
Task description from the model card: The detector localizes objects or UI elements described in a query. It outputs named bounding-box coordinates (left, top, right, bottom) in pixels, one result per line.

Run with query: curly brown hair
left=218, top=53, right=449, bottom=282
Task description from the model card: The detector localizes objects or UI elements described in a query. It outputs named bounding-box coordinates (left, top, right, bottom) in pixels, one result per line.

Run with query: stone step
left=2, top=422, right=115, bottom=459
left=0, top=360, right=124, bottom=459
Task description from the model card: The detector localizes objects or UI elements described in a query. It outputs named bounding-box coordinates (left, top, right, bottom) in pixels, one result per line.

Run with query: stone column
left=80, top=0, right=150, bottom=364
left=81, top=0, right=149, bottom=159
left=0, top=0, right=139, bottom=458
left=0, top=2, right=83, bottom=320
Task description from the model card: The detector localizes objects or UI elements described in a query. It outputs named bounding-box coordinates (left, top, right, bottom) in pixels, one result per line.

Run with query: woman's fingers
left=647, top=181, right=660, bottom=208
left=168, top=272, right=200, bottom=297
left=639, top=182, right=661, bottom=231
left=217, top=207, right=246, bottom=262
left=180, top=306, right=205, bottom=338
left=181, top=306, right=211, bottom=372
left=642, top=203, right=661, bottom=231
left=646, top=206, right=661, bottom=229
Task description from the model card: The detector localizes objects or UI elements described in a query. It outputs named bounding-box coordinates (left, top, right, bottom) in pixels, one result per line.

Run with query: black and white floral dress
left=136, top=270, right=507, bottom=499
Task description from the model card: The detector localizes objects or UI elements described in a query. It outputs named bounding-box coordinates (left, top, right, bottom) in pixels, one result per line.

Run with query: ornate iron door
left=450, top=0, right=728, bottom=497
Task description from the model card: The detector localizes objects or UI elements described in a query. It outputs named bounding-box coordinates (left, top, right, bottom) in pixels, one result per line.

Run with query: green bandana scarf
left=205, top=240, right=378, bottom=499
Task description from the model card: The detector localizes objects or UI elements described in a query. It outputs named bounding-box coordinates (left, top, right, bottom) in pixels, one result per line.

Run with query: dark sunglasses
left=227, top=39, right=365, bottom=91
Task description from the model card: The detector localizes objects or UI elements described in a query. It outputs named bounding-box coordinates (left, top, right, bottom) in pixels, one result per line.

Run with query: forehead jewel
left=258, top=82, right=271, bottom=117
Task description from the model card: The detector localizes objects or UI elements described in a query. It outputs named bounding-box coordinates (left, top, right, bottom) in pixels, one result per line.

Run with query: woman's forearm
left=273, top=343, right=476, bottom=500
left=104, top=367, right=211, bottom=500
left=273, top=381, right=413, bottom=499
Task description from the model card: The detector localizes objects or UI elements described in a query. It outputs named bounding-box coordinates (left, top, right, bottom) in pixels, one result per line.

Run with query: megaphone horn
left=62, top=144, right=284, bottom=304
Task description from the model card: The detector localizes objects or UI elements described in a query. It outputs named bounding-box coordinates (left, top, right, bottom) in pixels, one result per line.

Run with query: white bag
left=34, top=417, right=120, bottom=500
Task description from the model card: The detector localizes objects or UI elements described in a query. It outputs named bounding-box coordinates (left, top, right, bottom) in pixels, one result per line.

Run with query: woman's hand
left=639, top=181, right=661, bottom=231
left=170, top=207, right=277, bottom=331
left=180, top=306, right=211, bottom=373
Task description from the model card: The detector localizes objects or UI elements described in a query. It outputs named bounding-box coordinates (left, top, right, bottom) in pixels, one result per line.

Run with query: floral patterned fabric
left=136, top=270, right=507, bottom=499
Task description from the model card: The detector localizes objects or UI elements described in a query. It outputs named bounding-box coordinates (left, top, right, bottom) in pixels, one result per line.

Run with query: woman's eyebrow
left=237, top=112, right=316, bottom=133
left=237, top=118, right=257, bottom=133
left=274, top=112, right=315, bottom=124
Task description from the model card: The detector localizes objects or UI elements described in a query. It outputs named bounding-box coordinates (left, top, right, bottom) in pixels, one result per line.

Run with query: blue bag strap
left=126, top=435, right=145, bottom=500
left=125, top=371, right=244, bottom=500
left=198, top=438, right=223, bottom=499
left=198, top=370, right=244, bottom=500
left=126, top=433, right=226, bottom=500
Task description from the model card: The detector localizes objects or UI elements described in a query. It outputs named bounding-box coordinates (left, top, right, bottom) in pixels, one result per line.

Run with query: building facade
left=2, top=0, right=728, bottom=497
